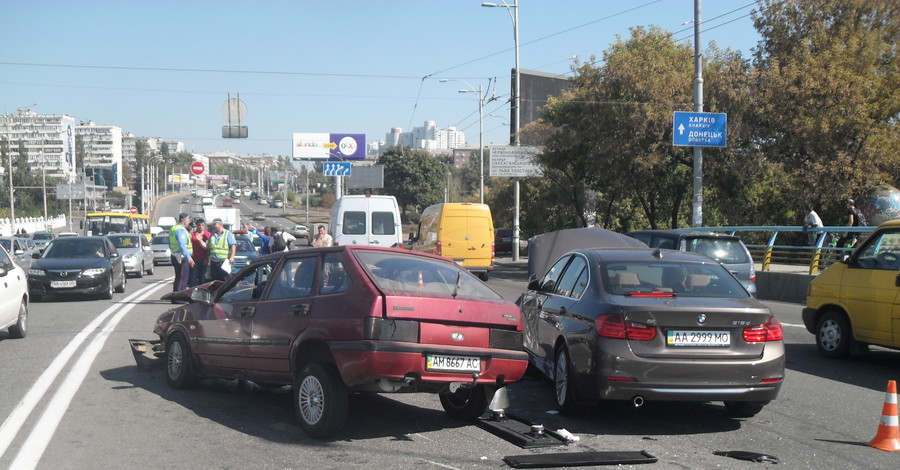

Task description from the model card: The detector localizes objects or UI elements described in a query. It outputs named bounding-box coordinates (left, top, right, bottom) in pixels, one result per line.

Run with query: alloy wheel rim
left=299, top=376, right=325, bottom=425
left=820, top=320, right=840, bottom=351
left=555, top=352, right=568, bottom=406
left=168, top=341, right=183, bottom=378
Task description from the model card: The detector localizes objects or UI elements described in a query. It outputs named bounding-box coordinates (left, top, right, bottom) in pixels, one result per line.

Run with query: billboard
left=292, top=133, right=366, bottom=160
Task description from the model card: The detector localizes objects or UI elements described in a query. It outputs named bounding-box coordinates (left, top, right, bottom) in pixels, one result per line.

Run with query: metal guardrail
left=682, top=225, right=876, bottom=275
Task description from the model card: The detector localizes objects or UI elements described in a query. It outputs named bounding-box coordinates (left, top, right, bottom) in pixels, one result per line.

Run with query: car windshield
left=109, top=236, right=140, bottom=248
left=33, top=233, right=54, bottom=241
left=355, top=251, right=503, bottom=300
left=0, top=240, right=10, bottom=252
left=602, top=261, right=747, bottom=298
left=684, top=238, right=750, bottom=264
left=235, top=238, right=256, bottom=253
left=44, top=239, right=106, bottom=258
left=152, top=235, right=169, bottom=245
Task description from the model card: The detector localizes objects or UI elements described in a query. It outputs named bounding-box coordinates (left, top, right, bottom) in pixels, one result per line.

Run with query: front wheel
left=554, top=345, right=580, bottom=415
left=294, top=362, right=348, bottom=438
left=136, top=262, right=144, bottom=278
left=724, top=401, right=767, bottom=418
left=165, top=333, right=195, bottom=389
left=102, top=275, right=114, bottom=299
left=146, top=262, right=155, bottom=276
left=114, top=270, right=126, bottom=293
left=439, top=384, right=488, bottom=420
left=816, top=311, right=851, bottom=358
left=8, top=300, right=27, bottom=338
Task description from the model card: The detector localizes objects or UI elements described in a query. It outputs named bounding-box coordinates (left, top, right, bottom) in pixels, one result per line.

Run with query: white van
left=330, top=195, right=403, bottom=247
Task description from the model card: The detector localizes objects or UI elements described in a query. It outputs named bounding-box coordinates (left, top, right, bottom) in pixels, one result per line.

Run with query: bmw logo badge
left=697, top=314, right=707, bottom=325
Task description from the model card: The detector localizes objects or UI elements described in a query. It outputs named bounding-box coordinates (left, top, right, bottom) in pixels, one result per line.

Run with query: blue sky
left=1, top=0, right=762, bottom=157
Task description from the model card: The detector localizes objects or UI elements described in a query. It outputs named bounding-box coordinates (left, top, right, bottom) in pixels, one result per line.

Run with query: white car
left=0, top=245, right=28, bottom=338
left=258, top=198, right=268, bottom=206
left=150, top=234, right=172, bottom=266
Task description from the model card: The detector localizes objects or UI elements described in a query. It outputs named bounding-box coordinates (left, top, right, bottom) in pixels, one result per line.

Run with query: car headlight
left=28, top=269, right=45, bottom=276
left=82, top=268, right=107, bottom=276
left=124, top=254, right=136, bottom=261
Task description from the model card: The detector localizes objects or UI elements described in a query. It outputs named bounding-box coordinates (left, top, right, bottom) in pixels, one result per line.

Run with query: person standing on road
left=189, top=218, right=210, bottom=286
left=312, top=225, right=332, bottom=247
left=208, top=218, right=236, bottom=281
left=169, top=212, right=195, bottom=293
left=245, top=223, right=270, bottom=255
left=802, top=205, right=823, bottom=246
left=269, top=227, right=296, bottom=252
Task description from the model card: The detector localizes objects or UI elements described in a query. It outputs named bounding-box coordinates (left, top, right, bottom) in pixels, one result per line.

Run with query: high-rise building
left=1, top=109, right=78, bottom=181
left=380, top=122, right=466, bottom=153
left=76, top=121, right=123, bottom=189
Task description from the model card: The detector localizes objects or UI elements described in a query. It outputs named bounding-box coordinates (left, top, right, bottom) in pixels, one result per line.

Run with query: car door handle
left=292, top=304, right=310, bottom=316
left=239, top=306, right=255, bottom=316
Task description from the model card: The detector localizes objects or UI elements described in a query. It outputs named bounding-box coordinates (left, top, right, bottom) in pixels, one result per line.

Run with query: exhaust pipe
left=632, top=396, right=645, bottom=408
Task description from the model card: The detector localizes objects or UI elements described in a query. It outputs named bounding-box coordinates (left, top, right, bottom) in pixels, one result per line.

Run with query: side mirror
left=191, top=287, right=213, bottom=305
left=0, top=267, right=7, bottom=278
left=527, top=278, right=540, bottom=291
left=14, top=249, right=24, bottom=255
left=110, top=251, right=119, bottom=258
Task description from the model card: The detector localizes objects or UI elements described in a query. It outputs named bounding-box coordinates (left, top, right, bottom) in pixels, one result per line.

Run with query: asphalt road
left=0, top=206, right=898, bottom=468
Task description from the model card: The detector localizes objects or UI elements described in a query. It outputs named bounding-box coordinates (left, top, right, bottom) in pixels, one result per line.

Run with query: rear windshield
left=355, top=251, right=503, bottom=300
left=602, top=261, right=748, bottom=298
left=684, top=237, right=750, bottom=264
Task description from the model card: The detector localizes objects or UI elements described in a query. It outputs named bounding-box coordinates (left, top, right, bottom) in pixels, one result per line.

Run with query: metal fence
left=683, top=225, right=876, bottom=275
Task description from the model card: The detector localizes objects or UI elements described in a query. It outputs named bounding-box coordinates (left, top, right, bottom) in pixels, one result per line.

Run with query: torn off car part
left=503, top=450, right=657, bottom=468
left=713, top=450, right=780, bottom=464
left=476, top=412, right=568, bottom=449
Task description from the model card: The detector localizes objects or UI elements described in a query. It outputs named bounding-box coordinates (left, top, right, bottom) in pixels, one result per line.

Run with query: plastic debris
left=556, top=428, right=580, bottom=444
left=713, top=450, right=779, bottom=464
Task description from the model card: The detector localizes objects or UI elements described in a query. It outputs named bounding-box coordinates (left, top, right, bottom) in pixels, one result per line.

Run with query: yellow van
left=412, top=203, right=495, bottom=280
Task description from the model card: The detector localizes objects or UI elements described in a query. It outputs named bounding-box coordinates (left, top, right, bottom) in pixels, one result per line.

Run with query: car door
left=841, top=229, right=900, bottom=345
left=248, top=254, right=319, bottom=377
left=192, top=262, right=274, bottom=371
left=0, top=248, right=20, bottom=329
left=537, top=255, right=588, bottom=360
left=105, top=240, right=123, bottom=287
left=520, top=254, right=574, bottom=368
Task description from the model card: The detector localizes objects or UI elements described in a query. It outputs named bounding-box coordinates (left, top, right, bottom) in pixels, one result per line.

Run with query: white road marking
left=781, top=322, right=805, bottom=328
left=0, top=278, right=171, bottom=465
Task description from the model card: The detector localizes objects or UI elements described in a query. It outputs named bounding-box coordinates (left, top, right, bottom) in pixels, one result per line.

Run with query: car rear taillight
left=742, top=316, right=783, bottom=343
left=436, top=240, right=442, bottom=256
left=491, top=241, right=495, bottom=261
left=596, top=314, right=657, bottom=341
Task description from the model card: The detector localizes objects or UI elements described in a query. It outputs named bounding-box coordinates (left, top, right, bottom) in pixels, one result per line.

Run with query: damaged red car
left=147, top=245, right=527, bottom=437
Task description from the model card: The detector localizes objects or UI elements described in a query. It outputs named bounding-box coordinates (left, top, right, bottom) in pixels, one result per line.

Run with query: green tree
left=377, top=146, right=445, bottom=219
left=751, top=0, right=900, bottom=224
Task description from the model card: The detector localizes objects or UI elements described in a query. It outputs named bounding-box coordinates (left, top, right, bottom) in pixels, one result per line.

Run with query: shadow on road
left=783, top=343, right=900, bottom=393
left=99, top=364, right=471, bottom=443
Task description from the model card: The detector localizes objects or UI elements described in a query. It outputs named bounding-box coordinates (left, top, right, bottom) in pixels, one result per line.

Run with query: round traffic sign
left=130, top=206, right=138, bottom=214
left=191, top=161, right=206, bottom=176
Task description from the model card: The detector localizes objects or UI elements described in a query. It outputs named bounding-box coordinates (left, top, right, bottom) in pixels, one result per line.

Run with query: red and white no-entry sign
left=130, top=206, right=138, bottom=214
left=191, top=161, right=206, bottom=175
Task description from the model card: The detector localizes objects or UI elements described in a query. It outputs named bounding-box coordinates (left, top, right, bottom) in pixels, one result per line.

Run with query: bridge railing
left=683, top=225, right=876, bottom=275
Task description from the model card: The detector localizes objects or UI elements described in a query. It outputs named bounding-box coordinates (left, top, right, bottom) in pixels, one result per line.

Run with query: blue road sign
left=673, top=112, right=727, bottom=147
left=323, top=162, right=352, bottom=176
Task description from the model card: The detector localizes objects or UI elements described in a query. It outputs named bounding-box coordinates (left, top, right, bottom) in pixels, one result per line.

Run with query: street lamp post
left=483, top=0, right=522, bottom=260
left=439, top=78, right=485, bottom=204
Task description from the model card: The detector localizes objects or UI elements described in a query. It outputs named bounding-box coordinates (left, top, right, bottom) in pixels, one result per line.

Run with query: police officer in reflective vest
left=169, top=212, right=195, bottom=293
left=208, top=218, right=236, bottom=281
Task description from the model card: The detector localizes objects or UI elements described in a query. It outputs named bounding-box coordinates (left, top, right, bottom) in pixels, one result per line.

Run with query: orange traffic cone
left=417, top=270, right=425, bottom=289
left=868, top=380, right=900, bottom=452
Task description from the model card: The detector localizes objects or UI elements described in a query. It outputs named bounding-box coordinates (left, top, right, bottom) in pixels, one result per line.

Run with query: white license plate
left=50, top=280, right=77, bottom=288
left=426, top=354, right=481, bottom=373
left=667, top=330, right=730, bottom=347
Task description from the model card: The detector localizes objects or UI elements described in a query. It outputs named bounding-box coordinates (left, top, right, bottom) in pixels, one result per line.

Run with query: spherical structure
left=861, top=185, right=900, bottom=226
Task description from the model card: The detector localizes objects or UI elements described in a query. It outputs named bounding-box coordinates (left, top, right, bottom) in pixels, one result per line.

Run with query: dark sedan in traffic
left=27, top=236, right=127, bottom=301
left=150, top=245, right=528, bottom=438
left=519, top=248, right=784, bottom=418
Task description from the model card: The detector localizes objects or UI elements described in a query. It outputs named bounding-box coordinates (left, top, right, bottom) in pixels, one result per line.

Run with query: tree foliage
left=377, top=146, right=445, bottom=220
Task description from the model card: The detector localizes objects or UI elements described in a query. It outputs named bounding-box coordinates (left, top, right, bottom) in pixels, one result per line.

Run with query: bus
left=83, top=212, right=152, bottom=239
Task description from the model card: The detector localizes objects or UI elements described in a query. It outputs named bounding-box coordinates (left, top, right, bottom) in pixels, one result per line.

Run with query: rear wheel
left=478, top=272, right=489, bottom=281
left=554, top=345, right=580, bottom=415
left=8, top=301, right=27, bottom=338
left=165, top=333, right=195, bottom=389
left=294, top=362, right=348, bottom=438
left=724, top=401, right=767, bottom=418
left=439, top=384, right=488, bottom=420
left=816, top=310, right=851, bottom=358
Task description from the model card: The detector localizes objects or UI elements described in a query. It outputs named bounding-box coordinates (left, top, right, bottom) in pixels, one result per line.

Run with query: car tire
left=153, top=260, right=159, bottom=267
left=102, top=275, right=114, bottom=299
left=136, top=262, right=144, bottom=278
left=115, top=269, right=126, bottom=293
left=147, top=262, right=154, bottom=276
left=294, top=362, right=348, bottom=438
left=8, top=300, right=27, bottom=338
left=165, top=333, right=195, bottom=389
left=478, top=272, right=489, bottom=281
left=554, top=345, right=580, bottom=415
left=724, top=401, right=767, bottom=418
left=439, top=384, right=489, bottom=420
left=816, top=310, right=851, bottom=358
